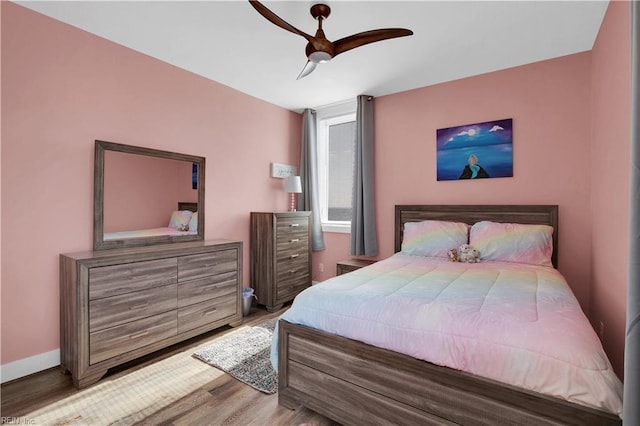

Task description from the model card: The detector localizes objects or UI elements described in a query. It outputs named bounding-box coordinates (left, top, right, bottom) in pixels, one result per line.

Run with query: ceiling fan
left=248, top=1, right=414, bottom=79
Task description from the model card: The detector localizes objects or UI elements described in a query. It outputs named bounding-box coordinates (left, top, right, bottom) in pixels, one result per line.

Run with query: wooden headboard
left=394, top=205, right=559, bottom=268
left=178, top=202, right=198, bottom=212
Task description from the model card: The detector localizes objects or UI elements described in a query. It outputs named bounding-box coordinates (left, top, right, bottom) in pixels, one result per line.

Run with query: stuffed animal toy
left=447, top=248, right=459, bottom=262
left=458, top=244, right=481, bottom=263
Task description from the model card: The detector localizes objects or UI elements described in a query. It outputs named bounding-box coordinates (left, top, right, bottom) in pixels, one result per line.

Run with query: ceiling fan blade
left=249, top=0, right=314, bottom=42
left=333, top=28, right=413, bottom=57
left=296, top=60, right=317, bottom=80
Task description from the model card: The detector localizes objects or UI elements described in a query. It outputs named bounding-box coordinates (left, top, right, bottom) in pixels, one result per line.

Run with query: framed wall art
left=436, top=118, right=513, bottom=181
left=192, top=163, right=198, bottom=189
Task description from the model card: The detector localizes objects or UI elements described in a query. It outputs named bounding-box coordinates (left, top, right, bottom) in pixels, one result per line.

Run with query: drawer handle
left=129, top=302, right=148, bottom=310
left=204, top=308, right=218, bottom=316
left=129, top=330, right=149, bottom=339
left=289, top=223, right=300, bottom=227
left=290, top=238, right=300, bottom=243
left=290, top=254, right=299, bottom=259
left=129, top=275, right=148, bottom=281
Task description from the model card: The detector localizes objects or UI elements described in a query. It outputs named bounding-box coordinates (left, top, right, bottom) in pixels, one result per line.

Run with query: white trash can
left=242, top=287, right=256, bottom=317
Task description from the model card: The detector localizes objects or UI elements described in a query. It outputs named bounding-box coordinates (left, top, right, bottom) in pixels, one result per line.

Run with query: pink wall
left=103, top=151, right=196, bottom=232
left=1, top=2, right=301, bottom=364
left=378, top=53, right=595, bottom=307
left=589, top=0, right=630, bottom=378
left=316, top=53, right=594, bottom=311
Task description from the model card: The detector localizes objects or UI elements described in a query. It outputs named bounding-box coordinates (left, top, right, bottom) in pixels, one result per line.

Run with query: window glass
left=316, top=101, right=356, bottom=233
left=328, top=121, right=355, bottom=222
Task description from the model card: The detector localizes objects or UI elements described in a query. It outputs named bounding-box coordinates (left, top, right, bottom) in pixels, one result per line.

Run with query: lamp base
left=289, top=193, right=297, bottom=212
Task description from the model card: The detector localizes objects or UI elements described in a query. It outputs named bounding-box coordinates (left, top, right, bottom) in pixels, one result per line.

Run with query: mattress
left=103, top=227, right=197, bottom=241
left=272, top=253, right=623, bottom=416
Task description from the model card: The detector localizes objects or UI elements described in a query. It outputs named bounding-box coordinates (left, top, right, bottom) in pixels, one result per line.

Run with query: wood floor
left=1, top=305, right=339, bottom=425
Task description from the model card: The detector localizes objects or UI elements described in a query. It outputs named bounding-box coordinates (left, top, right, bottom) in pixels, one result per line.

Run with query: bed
left=274, top=205, right=623, bottom=425
left=103, top=202, right=198, bottom=241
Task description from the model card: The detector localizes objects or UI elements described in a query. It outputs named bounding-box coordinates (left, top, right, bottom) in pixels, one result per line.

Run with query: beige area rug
left=193, top=318, right=277, bottom=394
left=26, top=322, right=272, bottom=425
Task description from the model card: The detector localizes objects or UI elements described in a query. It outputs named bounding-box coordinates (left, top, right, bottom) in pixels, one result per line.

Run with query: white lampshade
left=284, top=175, right=302, bottom=193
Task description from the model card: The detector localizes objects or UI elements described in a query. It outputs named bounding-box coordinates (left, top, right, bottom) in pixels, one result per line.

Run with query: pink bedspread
left=273, top=253, right=623, bottom=416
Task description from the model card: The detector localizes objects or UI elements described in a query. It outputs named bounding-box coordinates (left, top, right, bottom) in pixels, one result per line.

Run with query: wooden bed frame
left=277, top=205, right=621, bottom=426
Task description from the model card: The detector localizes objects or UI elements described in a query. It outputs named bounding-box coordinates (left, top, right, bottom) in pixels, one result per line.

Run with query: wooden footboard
left=278, top=320, right=621, bottom=426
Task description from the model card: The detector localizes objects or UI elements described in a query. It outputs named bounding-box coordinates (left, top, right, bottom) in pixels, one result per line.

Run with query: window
left=316, top=101, right=356, bottom=233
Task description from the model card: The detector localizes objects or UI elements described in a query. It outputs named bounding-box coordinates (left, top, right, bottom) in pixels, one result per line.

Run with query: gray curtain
left=299, top=109, right=325, bottom=251
left=350, top=95, right=378, bottom=256
left=625, top=2, right=640, bottom=424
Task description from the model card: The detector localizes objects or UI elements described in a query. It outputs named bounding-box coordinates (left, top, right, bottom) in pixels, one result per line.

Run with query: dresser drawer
left=178, top=292, right=237, bottom=333
left=89, top=310, right=177, bottom=364
left=276, top=253, right=309, bottom=276
left=276, top=275, right=310, bottom=301
left=276, top=216, right=309, bottom=235
left=178, top=271, right=237, bottom=307
left=276, top=234, right=309, bottom=254
left=89, top=284, right=177, bottom=332
left=276, top=255, right=310, bottom=300
left=276, top=241, right=309, bottom=263
left=89, top=258, right=177, bottom=300
left=178, top=249, right=238, bottom=281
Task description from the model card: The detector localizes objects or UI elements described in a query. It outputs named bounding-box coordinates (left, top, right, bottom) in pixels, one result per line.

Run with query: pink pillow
left=188, top=211, right=198, bottom=232
left=168, top=210, right=192, bottom=229
left=401, top=220, right=469, bottom=258
left=470, top=221, right=553, bottom=267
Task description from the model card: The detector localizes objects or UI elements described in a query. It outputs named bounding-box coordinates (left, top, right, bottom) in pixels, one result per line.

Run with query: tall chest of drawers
left=60, top=239, right=242, bottom=388
left=250, top=212, right=312, bottom=312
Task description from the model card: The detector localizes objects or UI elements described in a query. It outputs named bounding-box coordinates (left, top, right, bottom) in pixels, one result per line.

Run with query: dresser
left=250, top=212, right=312, bottom=312
left=60, top=239, right=242, bottom=388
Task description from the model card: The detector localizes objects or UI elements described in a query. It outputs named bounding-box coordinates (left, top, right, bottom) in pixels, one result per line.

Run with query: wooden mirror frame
left=93, top=140, right=205, bottom=251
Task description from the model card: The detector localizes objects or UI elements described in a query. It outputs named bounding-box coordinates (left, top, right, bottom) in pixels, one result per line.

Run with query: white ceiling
left=17, top=0, right=609, bottom=113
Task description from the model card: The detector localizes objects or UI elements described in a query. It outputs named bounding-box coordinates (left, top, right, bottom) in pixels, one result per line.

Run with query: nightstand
left=336, top=259, right=377, bottom=275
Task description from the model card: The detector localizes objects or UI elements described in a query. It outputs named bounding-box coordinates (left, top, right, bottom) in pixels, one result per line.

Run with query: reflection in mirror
left=94, top=140, right=205, bottom=250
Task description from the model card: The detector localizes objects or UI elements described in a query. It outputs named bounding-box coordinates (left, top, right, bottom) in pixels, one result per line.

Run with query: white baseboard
left=1, top=349, right=60, bottom=383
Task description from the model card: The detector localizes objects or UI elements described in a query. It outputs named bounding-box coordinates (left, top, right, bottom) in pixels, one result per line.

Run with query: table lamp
left=284, top=175, right=302, bottom=212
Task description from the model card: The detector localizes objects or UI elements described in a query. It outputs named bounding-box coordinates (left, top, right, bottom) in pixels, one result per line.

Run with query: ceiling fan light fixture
left=249, top=0, right=413, bottom=79
left=308, top=51, right=332, bottom=63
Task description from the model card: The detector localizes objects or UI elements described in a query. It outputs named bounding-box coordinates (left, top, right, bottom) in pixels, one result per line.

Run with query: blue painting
left=436, top=118, right=513, bottom=181
left=192, top=163, right=198, bottom=190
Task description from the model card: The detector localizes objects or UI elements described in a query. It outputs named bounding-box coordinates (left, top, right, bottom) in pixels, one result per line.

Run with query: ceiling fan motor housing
left=306, top=32, right=334, bottom=63
left=307, top=4, right=334, bottom=62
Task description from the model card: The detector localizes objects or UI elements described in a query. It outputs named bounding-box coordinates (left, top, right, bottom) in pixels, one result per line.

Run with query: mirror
left=94, top=140, right=205, bottom=250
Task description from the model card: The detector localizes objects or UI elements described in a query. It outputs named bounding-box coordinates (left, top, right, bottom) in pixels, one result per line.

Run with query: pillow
left=188, top=211, right=198, bottom=232
left=469, top=221, right=554, bottom=267
left=168, top=210, right=193, bottom=229
left=401, top=220, right=469, bottom=258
